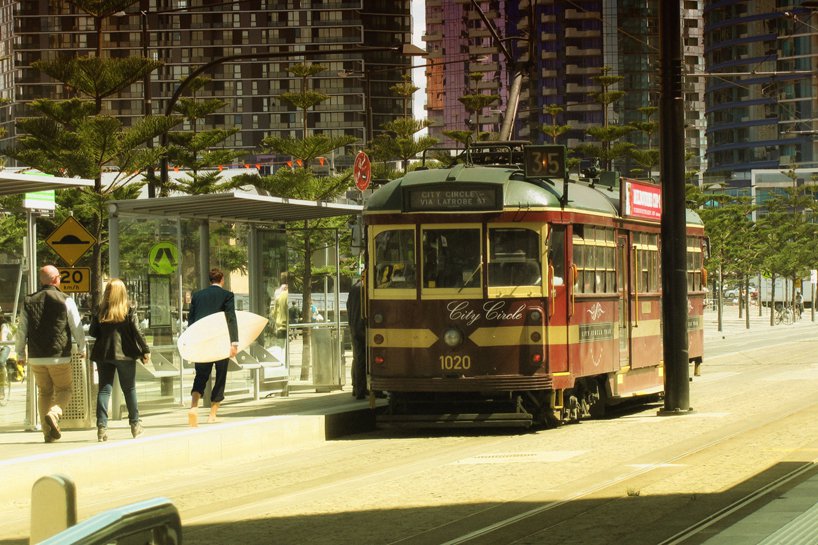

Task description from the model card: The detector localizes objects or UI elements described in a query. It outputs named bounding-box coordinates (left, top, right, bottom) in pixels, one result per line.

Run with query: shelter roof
left=0, top=171, right=95, bottom=195
left=109, top=191, right=362, bottom=223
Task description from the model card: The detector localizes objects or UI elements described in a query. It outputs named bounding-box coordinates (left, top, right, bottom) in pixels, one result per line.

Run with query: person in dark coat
left=89, top=278, right=150, bottom=442
left=346, top=277, right=367, bottom=399
left=15, top=265, right=86, bottom=443
left=187, top=268, right=238, bottom=426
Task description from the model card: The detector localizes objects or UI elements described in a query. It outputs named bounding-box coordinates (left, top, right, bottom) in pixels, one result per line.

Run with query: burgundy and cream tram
left=362, top=143, right=706, bottom=427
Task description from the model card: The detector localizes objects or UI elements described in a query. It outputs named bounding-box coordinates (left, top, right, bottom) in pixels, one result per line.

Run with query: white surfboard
left=177, top=310, right=268, bottom=363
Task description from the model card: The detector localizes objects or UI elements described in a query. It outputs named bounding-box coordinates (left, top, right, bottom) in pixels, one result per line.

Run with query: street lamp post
left=159, top=44, right=426, bottom=186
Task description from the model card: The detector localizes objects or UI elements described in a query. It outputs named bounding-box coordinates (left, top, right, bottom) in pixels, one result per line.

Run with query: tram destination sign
left=404, top=185, right=502, bottom=212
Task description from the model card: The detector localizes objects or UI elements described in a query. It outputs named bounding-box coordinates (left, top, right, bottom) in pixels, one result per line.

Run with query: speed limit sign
left=58, top=267, right=91, bottom=293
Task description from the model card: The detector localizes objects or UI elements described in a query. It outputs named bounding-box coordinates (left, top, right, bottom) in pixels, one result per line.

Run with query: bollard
left=30, top=474, right=77, bottom=544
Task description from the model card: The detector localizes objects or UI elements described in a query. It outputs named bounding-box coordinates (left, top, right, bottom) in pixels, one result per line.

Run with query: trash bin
left=310, top=326, right=341, bottom=391
left=60, top=352, right=93, bottom=430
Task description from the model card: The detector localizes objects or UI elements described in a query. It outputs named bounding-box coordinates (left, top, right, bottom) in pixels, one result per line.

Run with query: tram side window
left=572, top=226, right=615, bottom=294
left=635, top=232, right=660, bottom=293
left=687, top=237, right=703, bottom=291
left=373, top=229, right=416, bottom=289
left=422, top=228, right=482, bottom=289
left=488, top=227, right=541, bottom=286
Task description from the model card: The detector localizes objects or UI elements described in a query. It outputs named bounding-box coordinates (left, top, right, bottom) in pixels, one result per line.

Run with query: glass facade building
left=704, top=1, right=818, bottom=188
left=424, top=0, right=706, bottom=181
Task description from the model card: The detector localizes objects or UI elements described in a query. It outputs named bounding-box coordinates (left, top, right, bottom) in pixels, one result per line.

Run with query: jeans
left=96, top=359, right=139, bottom=427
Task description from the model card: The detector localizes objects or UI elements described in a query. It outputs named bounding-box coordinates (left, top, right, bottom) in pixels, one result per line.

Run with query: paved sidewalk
left=703, top=304, right=817, bottom=337
left=0, top=388, right=379, bottom=500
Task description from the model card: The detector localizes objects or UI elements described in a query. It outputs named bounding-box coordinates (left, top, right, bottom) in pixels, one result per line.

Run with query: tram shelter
left=107, top=190, right=362, bottom=410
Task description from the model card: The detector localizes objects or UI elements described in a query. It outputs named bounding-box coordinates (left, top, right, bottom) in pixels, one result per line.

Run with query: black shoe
left=355, top=393, right=366, bottom=400
left=45, top=412, right=61, bottom=440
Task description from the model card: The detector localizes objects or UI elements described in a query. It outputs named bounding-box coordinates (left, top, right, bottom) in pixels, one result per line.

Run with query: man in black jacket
left=187, top=268, right=238, bottom=426
left=16, top=265, right=86, bottom=442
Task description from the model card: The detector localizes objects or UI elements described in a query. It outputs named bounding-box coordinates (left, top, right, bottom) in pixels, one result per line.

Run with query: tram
left=362, top=142, right=706, bottom=428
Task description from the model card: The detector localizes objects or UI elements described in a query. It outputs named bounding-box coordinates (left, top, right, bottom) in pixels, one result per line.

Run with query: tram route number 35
left=524, top=144, right=566, bottom=180
left=58, top=267, right=91, bottom=293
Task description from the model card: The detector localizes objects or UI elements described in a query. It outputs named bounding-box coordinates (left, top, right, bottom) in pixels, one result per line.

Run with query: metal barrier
left=36, top=496, right=181, bottom=545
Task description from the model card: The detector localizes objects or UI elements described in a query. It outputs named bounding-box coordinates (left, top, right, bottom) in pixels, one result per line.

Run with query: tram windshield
left=421, top=227, right=482, bottom=289
left=488, top=227, right=541, bottom=286
left=373, top=228, right=416, bottom=289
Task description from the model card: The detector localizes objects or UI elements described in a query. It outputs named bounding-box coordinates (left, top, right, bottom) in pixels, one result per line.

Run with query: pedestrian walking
left=272, top=280, right=289, bottom=348
left=346, top=276, right=367, bottom=399
left=89, top=279, right=151, bottom=442
left=187, top=268, right=238, bottom=427
left=15, top=265, right=86, bottom=443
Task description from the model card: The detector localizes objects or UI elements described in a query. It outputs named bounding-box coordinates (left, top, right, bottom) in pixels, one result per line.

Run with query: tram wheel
left=588, top=380, right=607, bottom=419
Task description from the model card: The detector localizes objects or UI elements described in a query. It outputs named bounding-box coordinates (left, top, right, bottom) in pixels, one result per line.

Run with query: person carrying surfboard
left=187, top=268, right=239, bottom=427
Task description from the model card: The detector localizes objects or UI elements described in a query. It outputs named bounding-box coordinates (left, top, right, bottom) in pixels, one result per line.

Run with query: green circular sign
left=149, top=242, right=179, bottom=274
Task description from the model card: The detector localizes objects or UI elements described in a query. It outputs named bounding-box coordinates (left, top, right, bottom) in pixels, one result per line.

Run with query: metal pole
left=365, top=70, right=373, bottom=145
left=141, top=4, right=156, bottom=198
left=25, top=211, right=38, bottom=430
left=176, top=216, right=185, bottom=407
left=659, top=1, right=691, bottom=414
left=334, top=229, right=342, bottom=386
left=108, top=208, right=120, bottom=278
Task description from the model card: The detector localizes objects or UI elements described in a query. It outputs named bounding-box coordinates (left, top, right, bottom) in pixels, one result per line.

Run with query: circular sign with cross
left=149, top=242, right=179, bottom=275
left=353, top=151, right=371, bottom=191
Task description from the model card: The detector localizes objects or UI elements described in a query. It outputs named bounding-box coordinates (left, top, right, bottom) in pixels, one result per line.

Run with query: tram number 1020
left=439, top=354, right=472, bottom=370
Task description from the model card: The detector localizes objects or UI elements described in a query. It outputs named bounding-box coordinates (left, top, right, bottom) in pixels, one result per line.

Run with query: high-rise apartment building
left=1, top=0, right=414, bottom=171
left=703, top=1, right=818, bottom=189
left=424, top=0, right=707, bottom=182
left=0, top=0, right=13, bottom=150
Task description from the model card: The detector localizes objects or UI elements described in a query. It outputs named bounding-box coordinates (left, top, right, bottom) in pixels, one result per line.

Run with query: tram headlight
left=443, top=328, right=463, bottom=347
left=529, top=309, right=542, bottom=323
left=373, top=313, right=384, bottom=325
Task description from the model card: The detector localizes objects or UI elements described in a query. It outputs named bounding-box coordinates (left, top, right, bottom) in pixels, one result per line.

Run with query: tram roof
left=366, top=164, right=618, bottom=215
left=109, top=190, right=362, bottom=223
left=0, top=171, right=95, bottom=195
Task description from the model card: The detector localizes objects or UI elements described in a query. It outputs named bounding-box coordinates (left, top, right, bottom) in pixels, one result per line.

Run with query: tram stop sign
left=45, top=216, right=96, bottom=266
left=353, top=151, right=371, bottom=191
left=149, top=242, right=179, bottom=275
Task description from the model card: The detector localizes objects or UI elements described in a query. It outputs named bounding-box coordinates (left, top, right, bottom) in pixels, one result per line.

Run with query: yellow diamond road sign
left=46, top=216, right=95, bottom=266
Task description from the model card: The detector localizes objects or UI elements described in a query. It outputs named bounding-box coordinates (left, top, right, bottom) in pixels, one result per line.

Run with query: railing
left=37, top=497, right=181, bottom=545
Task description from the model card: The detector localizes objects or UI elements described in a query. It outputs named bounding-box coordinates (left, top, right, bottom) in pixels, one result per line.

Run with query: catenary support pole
left=659, top=0, right=691, bottom=414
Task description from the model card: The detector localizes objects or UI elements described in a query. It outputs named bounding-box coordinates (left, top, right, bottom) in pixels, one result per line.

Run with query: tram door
left=617, top=234, right=631, bottom=367
left=547, top=225, right=569, bottom=373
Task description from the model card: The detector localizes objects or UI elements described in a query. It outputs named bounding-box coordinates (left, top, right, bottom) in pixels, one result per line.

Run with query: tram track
left=172, top=340, right=818, bottom=545
left=387, top=398, right=818, bottom=545
left=171, top=354, right=818, bottom=545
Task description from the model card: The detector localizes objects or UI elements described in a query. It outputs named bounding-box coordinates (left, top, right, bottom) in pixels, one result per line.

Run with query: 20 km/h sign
left=58, top=267, right=91, bottom=293
left=46, top=216, right=95, bottom=266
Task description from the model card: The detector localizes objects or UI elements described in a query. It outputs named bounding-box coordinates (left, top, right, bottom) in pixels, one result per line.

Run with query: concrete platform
left=0, top=389, right=379, bottom=500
